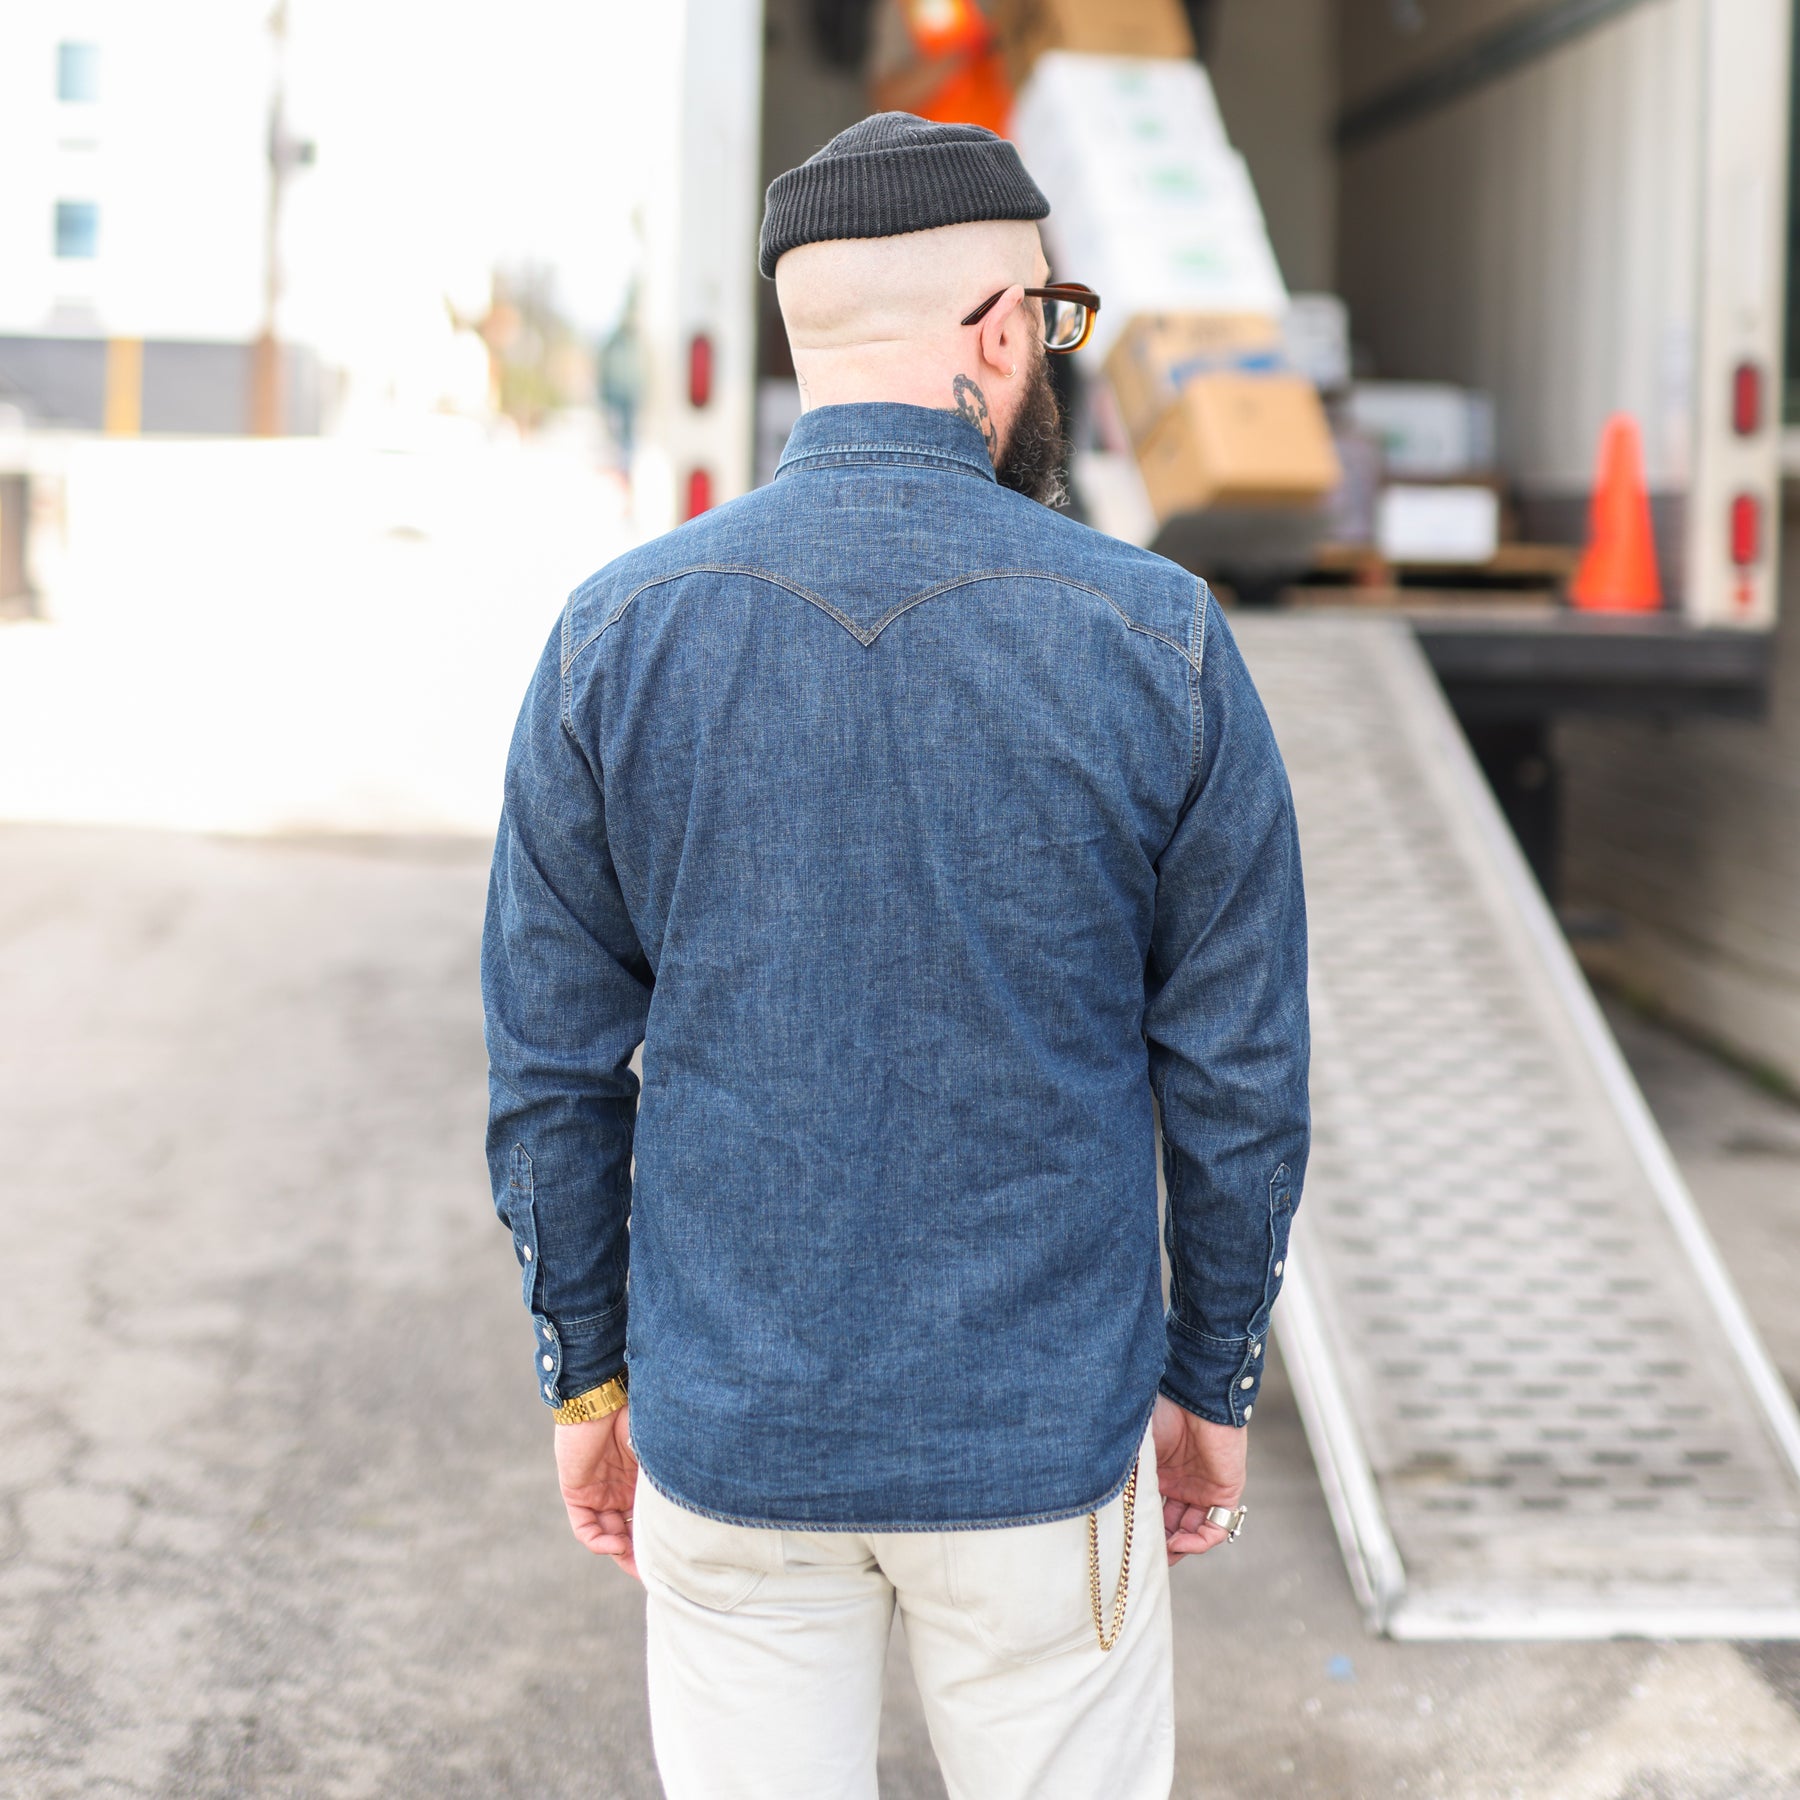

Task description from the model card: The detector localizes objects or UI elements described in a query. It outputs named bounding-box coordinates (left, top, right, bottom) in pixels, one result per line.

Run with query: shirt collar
left=774, top=401, right=998, bottom=484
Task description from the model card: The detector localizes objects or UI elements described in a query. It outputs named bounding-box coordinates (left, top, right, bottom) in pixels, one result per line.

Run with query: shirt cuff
left=531, top=1299, right=628, bottom=1407
left=1161, top=1312, right=1268, bottom=1428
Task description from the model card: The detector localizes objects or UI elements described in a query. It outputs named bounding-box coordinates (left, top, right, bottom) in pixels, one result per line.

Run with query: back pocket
left=635, top=1475, right=782, bottom=1614
left=945, top=1512, right=1097, bottom=1665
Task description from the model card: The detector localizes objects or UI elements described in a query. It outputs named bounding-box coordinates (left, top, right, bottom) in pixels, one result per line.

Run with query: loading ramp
left=1233, top=614, right=1800, bottom=1640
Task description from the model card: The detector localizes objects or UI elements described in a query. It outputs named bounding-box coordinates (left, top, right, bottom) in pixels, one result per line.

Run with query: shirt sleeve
left=482, top=621, right=652, bottom=1407
left=1145, top=592, right=1310, bottom=1429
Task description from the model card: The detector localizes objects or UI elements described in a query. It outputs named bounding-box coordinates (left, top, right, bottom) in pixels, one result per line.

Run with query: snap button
left=542, top=1323, right=555, bottom=1340
left=1240, top=1376, right=1254, bottom=1390
left=1273, top=1259, right=1284, bottom=1277
left=1243, top=1404, right=1253, bottom=1420
left=1252, top=1342, right=1262, bottom=1358
left=522, top=1245, right=533, bottom=1261
left=541, top=1354, right=554, bottom=1371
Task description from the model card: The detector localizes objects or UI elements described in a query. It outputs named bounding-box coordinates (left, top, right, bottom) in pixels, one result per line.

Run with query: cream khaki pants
left=634, top=1425, right=1173, bottom=1800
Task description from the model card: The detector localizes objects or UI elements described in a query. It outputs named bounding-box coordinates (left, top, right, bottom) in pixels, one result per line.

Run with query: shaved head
left=773, top=219, right=1061, bottom=499
left=776, top=219, right=1047, bottom=353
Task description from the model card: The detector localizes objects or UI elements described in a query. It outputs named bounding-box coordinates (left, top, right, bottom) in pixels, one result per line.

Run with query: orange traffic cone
left=1570, top=413, right=1663, bottom=611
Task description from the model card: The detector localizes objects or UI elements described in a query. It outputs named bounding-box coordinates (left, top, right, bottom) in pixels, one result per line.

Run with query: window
left=54, top=201, right=99, bottom=259
left=56, top=41, right=100, bottom=103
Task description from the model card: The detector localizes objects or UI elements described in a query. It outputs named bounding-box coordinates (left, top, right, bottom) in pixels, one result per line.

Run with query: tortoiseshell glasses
left=960, top=282, right=1102, bottom=354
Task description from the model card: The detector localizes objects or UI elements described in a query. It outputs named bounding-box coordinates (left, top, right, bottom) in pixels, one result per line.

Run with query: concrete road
left=3, top=823, right=1800, bottom=1799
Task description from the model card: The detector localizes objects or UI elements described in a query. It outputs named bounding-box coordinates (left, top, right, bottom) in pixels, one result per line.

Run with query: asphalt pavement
left=2, top=822, right=1799, bottom=1799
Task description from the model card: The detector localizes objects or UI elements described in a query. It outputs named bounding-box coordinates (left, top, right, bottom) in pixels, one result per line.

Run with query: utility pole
left=251, top=0, right=313, bottom=436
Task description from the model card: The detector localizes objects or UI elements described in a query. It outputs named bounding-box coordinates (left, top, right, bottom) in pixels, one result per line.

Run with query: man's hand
left=1153, top=1393, right=1248, bottom=1566
left=555, top=1403, right=640, bottom=1580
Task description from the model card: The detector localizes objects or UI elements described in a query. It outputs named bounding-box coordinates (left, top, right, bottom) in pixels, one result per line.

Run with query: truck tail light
left=685, top=467, right=714, bottom=519
left=1730, top=492, right=1760, bottom=566
left=688, top=333, right=713, bottom=409
left=1732, top=361, right=1762, bottom=436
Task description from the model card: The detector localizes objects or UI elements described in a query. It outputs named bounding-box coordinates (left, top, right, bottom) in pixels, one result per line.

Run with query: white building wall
left=0, top=0, right=269, bottom=342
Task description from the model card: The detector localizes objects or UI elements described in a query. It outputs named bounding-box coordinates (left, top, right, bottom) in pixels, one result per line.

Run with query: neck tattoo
left=950, top=374, right=998, bottom=463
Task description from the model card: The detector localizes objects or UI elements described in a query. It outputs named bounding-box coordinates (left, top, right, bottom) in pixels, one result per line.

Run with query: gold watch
left=552, top=1372, right=629, bottom=1425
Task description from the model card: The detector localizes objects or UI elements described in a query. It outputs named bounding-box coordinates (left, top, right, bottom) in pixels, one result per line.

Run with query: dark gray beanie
left=758, top=113, right=1049, bottom=279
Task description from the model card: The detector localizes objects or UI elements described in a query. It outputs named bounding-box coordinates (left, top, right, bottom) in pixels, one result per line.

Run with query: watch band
left=552, top=1372, right=629, bottom=1425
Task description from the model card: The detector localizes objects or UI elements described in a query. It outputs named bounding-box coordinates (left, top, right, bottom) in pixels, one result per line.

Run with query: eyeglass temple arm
left=961, top=286, right=1100, bottom=329
left=960, top=291, right=1004, bottom=328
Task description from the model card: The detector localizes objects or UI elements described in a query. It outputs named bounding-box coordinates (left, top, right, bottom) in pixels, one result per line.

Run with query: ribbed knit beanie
left=758, top=113, right=1050, bottom=279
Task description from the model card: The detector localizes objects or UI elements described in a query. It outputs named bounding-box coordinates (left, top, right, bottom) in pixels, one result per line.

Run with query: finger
left=1175, top=1499, right=1239, bottom=1538
left=1166, top=1525, right=1229, bottom=1557
left=611, top=1550, right=641, bottom=1582
left=565, top=1506, right=633, bottom=1556
left=1163, top=1495, right=1240, bottom=1535
left=573, top=1526, right=634, bottom=1557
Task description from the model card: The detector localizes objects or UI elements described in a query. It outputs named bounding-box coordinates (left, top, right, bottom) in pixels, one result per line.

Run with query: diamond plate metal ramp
left=1233, top=614, right=1800, bottom=1640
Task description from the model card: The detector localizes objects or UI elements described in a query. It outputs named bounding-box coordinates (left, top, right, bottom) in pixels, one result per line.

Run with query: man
left=483, top=114, right=1309, bottom=1799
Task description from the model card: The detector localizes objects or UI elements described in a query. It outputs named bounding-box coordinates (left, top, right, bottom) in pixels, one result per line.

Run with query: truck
left=629, top=0, right=1800, bottom=1641
left=633, top=0, right=1790, bottom=878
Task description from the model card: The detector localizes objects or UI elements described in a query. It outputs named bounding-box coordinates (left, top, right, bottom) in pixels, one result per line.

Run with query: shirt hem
left=634, top=1394, right=1155, bottom=1534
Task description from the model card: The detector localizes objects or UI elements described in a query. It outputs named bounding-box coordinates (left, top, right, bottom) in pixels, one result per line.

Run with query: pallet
left=1297, top=540, right=1578, bottom=604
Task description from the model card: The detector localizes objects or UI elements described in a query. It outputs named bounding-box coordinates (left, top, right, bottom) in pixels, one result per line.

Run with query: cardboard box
left=1105, top=312, right=1285, bottom=446
left=1136, top=374, right=1342, bottom=519
left=995, top=0, right=1194, bottom=89
left=1011, top=60, right=1272, bottom=257
left=1345, top=382, right=1496, bottom=477
left=1051, top=218, right=1289, bottom=359
left=1010, top=51, right=1227, bottom=162
left=1281, top=293, right=1350, bottom=393
left=1375, top=483, right=1501, bottom=564
left=1010, top=56, right=1288, bottom=356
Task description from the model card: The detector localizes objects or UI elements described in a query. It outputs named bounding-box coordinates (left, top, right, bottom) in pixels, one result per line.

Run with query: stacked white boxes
left=1009, top=53, right=1287, bottom=358
left=1345, top=383, right=1497, bottom=479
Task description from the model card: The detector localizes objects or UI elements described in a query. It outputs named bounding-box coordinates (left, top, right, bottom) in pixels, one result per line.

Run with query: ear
left=975, top=285, right=1030, bottom=381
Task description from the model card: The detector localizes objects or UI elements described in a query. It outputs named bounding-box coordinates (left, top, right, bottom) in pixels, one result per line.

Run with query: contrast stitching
left=864, top=571, right=1199, bottom=665
left=562, top=564, right=1206, bottom=672
left=1167, top=1315, right=1253, bottom=1350
left=781, top=439, right=984, bottom=457
left=561, top=566, right=857, bottom=669
left=1186, top=580, right=1209, bottom=798
left=776, top=441, right=993, bottom=474
left=555, top=1299, right=629, bottom=1339
left=1150, top=1063, right=1186, bottom=1318
left=559, top=601, right=575, bottom=733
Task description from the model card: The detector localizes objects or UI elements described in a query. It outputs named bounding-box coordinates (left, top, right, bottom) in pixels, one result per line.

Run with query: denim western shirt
left=483, top=402, right=1309, bottom=1530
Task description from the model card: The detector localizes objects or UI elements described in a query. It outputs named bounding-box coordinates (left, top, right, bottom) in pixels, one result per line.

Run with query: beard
left=994, top=339, right=1069, bottom=508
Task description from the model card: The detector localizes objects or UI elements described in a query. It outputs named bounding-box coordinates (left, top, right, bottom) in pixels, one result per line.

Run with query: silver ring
left=1203, top=1503, right=1248, bottom=1542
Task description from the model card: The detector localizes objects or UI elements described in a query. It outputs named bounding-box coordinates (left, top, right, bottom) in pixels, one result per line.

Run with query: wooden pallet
left=1295, top=540, right=1578, bottom=605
